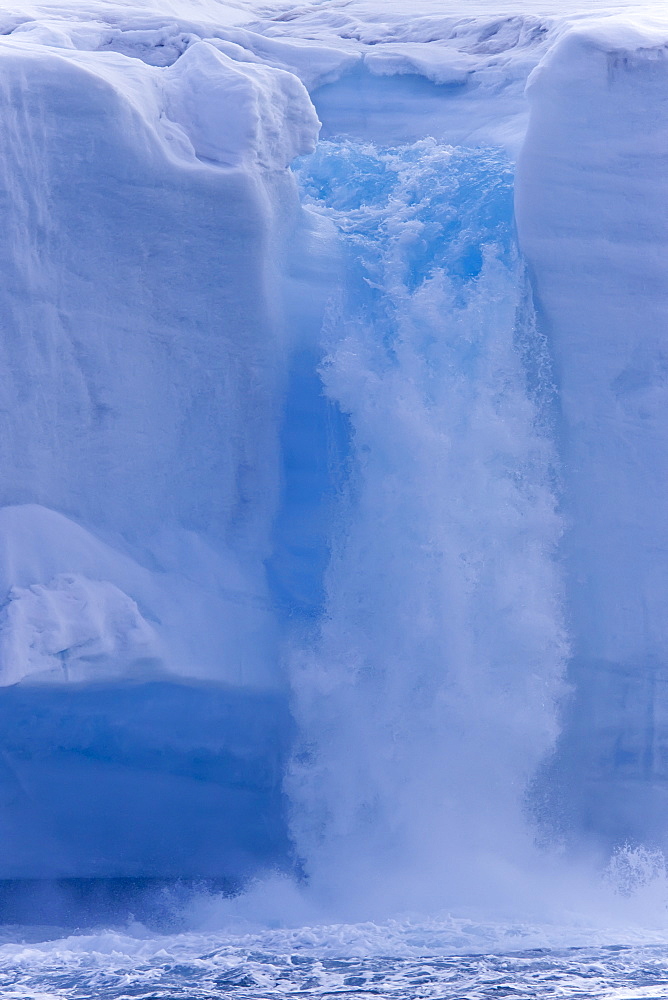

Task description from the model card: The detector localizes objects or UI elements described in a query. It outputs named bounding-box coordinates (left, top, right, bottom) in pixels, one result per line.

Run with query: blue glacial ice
left=0, top=0, right=665, bottom=928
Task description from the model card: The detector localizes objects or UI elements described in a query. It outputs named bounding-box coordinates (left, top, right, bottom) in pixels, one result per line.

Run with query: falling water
left=283, top=139, right=569, bottom=915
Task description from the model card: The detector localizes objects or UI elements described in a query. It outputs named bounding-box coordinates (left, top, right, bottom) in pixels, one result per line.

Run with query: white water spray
left=284, top=141, right=569, bottom=915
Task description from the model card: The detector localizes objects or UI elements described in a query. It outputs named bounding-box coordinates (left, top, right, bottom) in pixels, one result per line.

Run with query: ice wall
left=515, top=17, right=668, bottom=851
left=0, top=25, right=319, bottom=880
left=0, top=36, right=318, bottom=689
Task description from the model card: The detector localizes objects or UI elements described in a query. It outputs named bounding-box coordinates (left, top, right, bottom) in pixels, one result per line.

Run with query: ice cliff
left=0, top=10, right=319, bottom=879
left=516, top=15, right=668, bottom=852
left=0, top=0, right=665, bottom=906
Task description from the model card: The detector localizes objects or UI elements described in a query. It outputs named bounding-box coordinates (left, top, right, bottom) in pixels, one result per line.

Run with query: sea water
left=3, top=924, right=668, bottom=998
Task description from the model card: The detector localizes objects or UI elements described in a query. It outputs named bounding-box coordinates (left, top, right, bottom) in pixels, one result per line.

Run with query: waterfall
left=282, top=139, right=569, bottom=913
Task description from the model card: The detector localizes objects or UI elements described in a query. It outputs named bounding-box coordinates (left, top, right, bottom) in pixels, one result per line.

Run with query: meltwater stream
left=285, top=139, right=567, bottom=915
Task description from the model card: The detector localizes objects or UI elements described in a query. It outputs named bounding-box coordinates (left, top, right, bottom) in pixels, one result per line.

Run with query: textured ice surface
left=0, top=35, right=317, bottom=688
left=0, top=3, right=318, bottom=879
left=515, top=16, right=668, bottom=851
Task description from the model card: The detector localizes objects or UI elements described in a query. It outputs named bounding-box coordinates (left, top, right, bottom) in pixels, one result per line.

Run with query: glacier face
left=0, top=14, right=320, bottom=883
left=516, top=17, right=668, bottom=852
left=0, top=39, right=315, bottom=691
left=0, top=0, right=665, bottom=914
